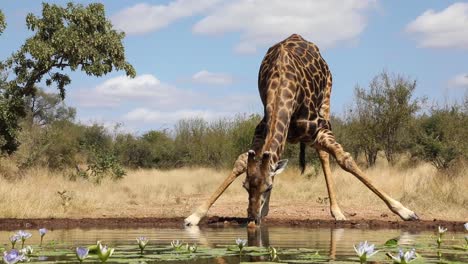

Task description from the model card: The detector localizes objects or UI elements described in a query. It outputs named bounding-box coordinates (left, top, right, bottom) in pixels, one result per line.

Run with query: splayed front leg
left=184, top=152, right=248, bottom=226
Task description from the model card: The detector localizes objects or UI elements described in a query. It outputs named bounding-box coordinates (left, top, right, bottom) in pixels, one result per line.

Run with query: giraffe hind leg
left=316, top=149, right=346, bottom=220
left=316, top=129, right=419, bottom=221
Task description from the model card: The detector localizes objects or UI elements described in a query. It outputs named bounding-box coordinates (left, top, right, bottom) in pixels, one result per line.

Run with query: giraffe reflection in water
left=184, top=225, right=344, bottom=263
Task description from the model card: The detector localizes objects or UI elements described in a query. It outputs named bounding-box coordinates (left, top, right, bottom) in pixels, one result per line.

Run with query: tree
left=348, top=71, right=423, bottom=166
left=24, top=88, right=76, bottom=126
left=411, top=101, right=468, bottom=170
left=0, top=2, right=135, bottom=154
left=0, top=10, right=5, bottom=35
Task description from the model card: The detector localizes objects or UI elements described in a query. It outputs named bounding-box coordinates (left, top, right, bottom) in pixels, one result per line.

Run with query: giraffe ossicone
left=184, top=34, right=419, bottom=226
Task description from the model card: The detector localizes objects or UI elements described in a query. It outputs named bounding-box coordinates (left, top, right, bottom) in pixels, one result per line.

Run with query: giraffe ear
left=271, top=159, right=288, bottom=176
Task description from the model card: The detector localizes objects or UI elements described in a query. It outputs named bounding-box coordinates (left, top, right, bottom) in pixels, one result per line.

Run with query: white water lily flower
left=389, top=248, right=417, bottom=264
left=16, top=230, right=32, bottom=248
left=16, top=230, right=32, bottom=246
left=353, top=241, right=378, bottom=263
left=3, top=249, right=25, bottom=264
left=38, top=228, right=47, bottom=237
left=269, top=246, right=278, bottom=261
left=20, top=246, right=33, bottom=255
left=75, top=247, right=89, bottom=262
left=188, top=244, right=197, bottom=253
left=136, top=237, right=149, bottom=251
left=235, top=238, right=247, bottom=251
left=171, top=240, right=182, bottom=249
left=9, top=235, right=19, bottom=248
left=438, top=226, right=448, bottom=234
left=16, top=230, right=32, bottom=240
left=97, top=242, right=114, bottom=263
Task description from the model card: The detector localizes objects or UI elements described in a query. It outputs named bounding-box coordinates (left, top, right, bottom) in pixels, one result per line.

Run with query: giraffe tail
left=299, top=142, right=306, bottom=174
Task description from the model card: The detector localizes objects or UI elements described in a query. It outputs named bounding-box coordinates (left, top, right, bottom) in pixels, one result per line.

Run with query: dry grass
left=0, top=159, right=466, bottom=221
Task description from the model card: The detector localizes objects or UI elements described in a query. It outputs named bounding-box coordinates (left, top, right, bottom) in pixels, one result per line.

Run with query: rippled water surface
left=1, top=226, right=466, bottom=263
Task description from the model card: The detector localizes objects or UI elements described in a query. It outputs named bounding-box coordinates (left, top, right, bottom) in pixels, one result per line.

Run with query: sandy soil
left=0, top=202, right=465, bottom=231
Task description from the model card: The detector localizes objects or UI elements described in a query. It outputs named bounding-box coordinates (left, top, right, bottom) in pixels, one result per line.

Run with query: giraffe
left=185, top=34, right=419, bottom=226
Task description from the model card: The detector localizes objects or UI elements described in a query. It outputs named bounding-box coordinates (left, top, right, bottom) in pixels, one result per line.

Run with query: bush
left=411, top=104, right=467, bottom=170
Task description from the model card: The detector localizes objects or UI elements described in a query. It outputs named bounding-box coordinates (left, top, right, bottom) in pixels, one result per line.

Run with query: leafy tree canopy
left=0, top=10, right=5, bottom=35
left=6, top=2, right=135, bottom=98
left=0, top=2, right=135, bottom=154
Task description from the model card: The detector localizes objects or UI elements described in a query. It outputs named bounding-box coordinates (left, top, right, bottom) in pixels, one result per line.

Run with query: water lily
left=39, top=228, right=47, bottom=246
left=438, top=226, right=447, bottom=235
left=235, top=238, right=247, bottom=251
left=388, top=248, right=417, bottom=264
left=97, top=242, right=114, bottom=263
left=269, top=246, right=278, bottom=261
left=20, top=245, right=33, bottom=255
left=16, top=230, right=32, bottom=249
left=171, top=240, right=183, bottom=250
left=9, top=235, right=19, bottom=249
left=187, top=243, right=197, bottom=253
left=75, top=247, right=89, bottom=262
left=3, top=249, right=25, bottom=264
left=437, top=226, right=448, bottom=248
left=354, top=241, right=378, bottom=263
left=136, top=237, right=149, bottom=254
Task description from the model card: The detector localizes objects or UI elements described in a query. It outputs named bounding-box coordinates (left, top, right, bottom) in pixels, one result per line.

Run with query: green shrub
left=411, top=104, right=467, bottom=170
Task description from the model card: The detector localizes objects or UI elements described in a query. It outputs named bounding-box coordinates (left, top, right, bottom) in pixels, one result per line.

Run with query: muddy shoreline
left=0, top=217, right=465, bottom=231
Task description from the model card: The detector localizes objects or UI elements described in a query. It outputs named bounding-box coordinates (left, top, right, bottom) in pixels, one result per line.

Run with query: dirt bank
left=0, top=216, right=465, bottom=232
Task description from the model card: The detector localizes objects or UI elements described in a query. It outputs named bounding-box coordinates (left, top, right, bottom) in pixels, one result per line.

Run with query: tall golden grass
left=0, top=158, right=466, bottom=220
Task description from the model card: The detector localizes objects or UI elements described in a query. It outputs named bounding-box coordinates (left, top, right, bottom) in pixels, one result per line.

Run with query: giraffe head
left=244, top=150, right=288, bottom=225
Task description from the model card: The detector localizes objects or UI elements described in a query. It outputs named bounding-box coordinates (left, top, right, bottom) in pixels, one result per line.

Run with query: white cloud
left=449, top=73, right=468, bottom=87
left=406, top=3, right=468, bottom=49
left=111, top=0, right=222, bottom=35
left=95, top=74, right=181, bottom=99
left=123, top=108, right=233, bottom=124
left=191, top=70, right=233, bottom=85
left=192, top=0, right=376, bottom=54
left=73, top=74, right=191, bottom=108
left=72, top=73, right=261, bottom=126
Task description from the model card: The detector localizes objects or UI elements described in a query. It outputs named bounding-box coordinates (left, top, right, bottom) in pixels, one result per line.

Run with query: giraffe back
left=258, top=34, right=333, bottom=144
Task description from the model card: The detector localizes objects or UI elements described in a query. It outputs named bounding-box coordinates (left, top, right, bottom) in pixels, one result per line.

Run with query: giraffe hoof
left=406, top=212, right=420, bottom=221
left=184, top=214, right=201, bottom=226
left=396, top=208, right=420, bottom=221
left=332, top=212, right=347, bottom=221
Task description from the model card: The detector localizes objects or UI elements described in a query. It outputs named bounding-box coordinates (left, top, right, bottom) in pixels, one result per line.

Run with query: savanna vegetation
left=3, top=72, right=466, bottom=180
left=0, top=3, right=466, bottom=220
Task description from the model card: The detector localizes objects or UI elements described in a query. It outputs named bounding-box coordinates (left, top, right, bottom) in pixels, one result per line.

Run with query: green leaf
left=385, top=238, right=399, bottom=247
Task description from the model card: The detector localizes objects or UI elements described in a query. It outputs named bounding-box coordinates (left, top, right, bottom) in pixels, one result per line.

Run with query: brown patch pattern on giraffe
left=257, top=34, right=332, bottom=164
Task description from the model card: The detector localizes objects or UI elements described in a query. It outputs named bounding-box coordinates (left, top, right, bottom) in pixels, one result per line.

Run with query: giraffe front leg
left=316, top=130, right=419, bottom=221
left=184, top=152, right=248, bottom=226
left=316, top=149, right=346, bottom=221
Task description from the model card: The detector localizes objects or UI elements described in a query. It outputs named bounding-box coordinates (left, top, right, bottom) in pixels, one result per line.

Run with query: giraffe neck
left=259, top=46, right=294, bottom=167
left=263, top=127, right=285, bottom=165
left=261, top=110, right=290, bottom=166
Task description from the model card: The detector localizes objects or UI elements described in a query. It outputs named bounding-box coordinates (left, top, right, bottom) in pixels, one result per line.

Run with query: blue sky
left=1, top=0, right=467, bottom=133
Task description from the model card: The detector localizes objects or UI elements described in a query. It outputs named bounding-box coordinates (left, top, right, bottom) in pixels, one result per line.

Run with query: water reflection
left=246, top=226, right=269, bottom=247
left=0, top=226, right=466, bottom=263
left=329, top=228, right=344, bottom=260
left=245, top=226, right=269, bottom=262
